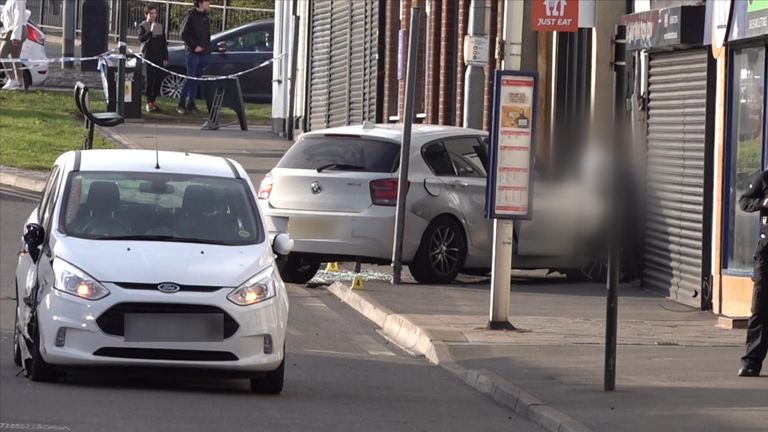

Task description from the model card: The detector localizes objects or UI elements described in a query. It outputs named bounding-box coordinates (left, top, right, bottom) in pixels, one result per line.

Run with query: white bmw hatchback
left=14, top=149, right=291, bottom=394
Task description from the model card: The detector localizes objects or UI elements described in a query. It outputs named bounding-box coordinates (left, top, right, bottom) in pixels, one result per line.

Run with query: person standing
left=178, top=0, right=211, bottom=114
left=738, top=169, right=768, bottom=377
left=138, top=4, right=169, bottom=113
left=0, top=0, right=27, bottom=91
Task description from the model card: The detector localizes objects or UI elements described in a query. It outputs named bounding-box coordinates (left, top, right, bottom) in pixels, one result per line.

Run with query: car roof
left=213, top=19, right=274, bottom=39
left=300, top=124, right=487, bottom=145
left=56, top=149, right=240, bottom=178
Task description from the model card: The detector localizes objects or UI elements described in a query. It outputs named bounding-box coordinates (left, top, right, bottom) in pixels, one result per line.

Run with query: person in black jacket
left=177, top=0, right=211, bottom=114
left=138, top=5, right=169, bottom=112
left=737, top=168, right=768, bottom=377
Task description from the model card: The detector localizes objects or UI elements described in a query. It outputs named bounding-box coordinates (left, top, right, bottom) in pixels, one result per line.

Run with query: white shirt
left=1, top=0, right=27, bottom=41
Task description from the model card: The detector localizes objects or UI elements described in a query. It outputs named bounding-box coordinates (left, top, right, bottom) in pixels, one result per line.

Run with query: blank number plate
left=124, top=313, right=224, bottom=342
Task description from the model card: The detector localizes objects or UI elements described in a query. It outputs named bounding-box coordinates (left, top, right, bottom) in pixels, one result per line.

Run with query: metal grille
left=643, top=49, right=708, bottom=307
left=96, top=302, right=239, bottom=339
left=26, top=0, right=273, bottom=43
left=307, top=0, right=378, bottom=131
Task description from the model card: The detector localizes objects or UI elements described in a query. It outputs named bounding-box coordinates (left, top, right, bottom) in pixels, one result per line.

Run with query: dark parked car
left=161, top=19, right=274, bottom=102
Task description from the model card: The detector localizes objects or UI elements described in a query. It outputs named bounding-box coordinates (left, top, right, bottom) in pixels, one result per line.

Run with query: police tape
left=1, top=47, right=285, bottom=82
left=0, top=49, right=124, bottom=65
left=128, top=48, right=285, bottom=81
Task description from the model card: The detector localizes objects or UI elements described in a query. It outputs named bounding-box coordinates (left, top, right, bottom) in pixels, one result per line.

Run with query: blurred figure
left=0, top=0, right=27, bottom=91
left=138, top=4, right=169, bottom=112
left=737, top=169, right=768, bottom=377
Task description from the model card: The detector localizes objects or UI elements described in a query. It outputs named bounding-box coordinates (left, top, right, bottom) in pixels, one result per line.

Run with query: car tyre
left=23, top=70, right=32, bottom=89
left=410, top=216, right=467, bottom=284
left=13, top=304, right=22, bottom=367
left=276, top=254, right=320, bottom=284
left=25, top=318, right=57, bottom=382
left=250, top=359, right=284, bottom=395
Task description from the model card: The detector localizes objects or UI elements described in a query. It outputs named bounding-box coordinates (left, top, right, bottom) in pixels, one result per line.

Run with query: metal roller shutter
left=643, top=49, right=708, bottom=307
left=308, top=0, right=379, bottom=131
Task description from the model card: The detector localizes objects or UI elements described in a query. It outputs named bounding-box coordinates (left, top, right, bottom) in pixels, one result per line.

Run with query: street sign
left=486, top=71, right=537, bottom=220
left=710, top=0, right=733, bottom=58
left=533, top=0, right=579, bottom=32
left=463, top=35, right=490, bottom=66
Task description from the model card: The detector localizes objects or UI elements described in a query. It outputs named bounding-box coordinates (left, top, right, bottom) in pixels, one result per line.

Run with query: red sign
left=532, top=0, right=579, bottom=32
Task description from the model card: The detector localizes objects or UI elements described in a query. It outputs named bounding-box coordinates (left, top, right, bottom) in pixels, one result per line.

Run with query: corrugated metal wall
left=643, top=49, right=708, bottom=307
left=307, top=0, right=378, bottom=130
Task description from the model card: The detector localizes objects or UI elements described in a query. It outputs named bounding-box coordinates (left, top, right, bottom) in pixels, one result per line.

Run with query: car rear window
left=277, top=135, right=400, bottom=173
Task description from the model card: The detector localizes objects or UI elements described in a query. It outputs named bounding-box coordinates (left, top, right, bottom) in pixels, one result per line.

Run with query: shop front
left=715, top=0, right=768, bottom=320
left=623, top=4, right=714, bottom=309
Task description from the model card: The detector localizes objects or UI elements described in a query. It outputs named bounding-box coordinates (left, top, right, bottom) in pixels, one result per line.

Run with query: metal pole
left=604, top=24, right=626, bottom=392
left=286, top=13, right=300, bottom=141
left=62, top=0, right=76, bottom=69
left=117, top=0, right=128, bottom=116
left=488, top=0, right=523, bottom=330
left=391, top=7, right=421, bottom=285
left=463, top=0, right=489, bottom=129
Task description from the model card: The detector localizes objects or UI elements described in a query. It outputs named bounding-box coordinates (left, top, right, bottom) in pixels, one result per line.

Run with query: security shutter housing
left=308, top=0, right=378, bottom=130
left=643, top=49, right=709, bottom=307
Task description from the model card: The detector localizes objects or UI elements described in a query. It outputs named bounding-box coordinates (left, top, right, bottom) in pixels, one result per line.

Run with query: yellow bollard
left=351, top=275, right=365, bottom=290
left=325, top=262, right=340, bottom=272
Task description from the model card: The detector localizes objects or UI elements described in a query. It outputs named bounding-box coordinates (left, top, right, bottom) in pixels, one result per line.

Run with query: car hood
left=53, top=236, right=274, bottom=287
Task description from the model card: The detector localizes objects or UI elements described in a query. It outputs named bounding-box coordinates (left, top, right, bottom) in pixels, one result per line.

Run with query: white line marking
left=1, top=424, right=71, bottom=431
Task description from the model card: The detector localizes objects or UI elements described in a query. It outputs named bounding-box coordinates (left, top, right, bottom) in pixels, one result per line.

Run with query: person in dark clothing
left=178, top=0, right=211, bottom=114
left=737, top=168, right=768, bottom=377
left=138, top=5, right=169, bottom=113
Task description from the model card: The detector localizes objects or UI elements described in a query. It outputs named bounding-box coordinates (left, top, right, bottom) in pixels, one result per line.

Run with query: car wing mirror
left=272, top=233, right=293, bottom=256
left=23, top=223, right=45, bottom=263
left=217, top=41, right=227, bottom=53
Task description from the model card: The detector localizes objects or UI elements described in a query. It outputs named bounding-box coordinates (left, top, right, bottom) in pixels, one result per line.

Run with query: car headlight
left=53, top=259, right=110, bottom=300
left=227, top=267, right=278, bottom=306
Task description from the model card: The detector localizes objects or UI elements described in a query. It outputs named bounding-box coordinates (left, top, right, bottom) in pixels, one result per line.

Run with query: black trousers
left=743, top=248, right=768, bottom=369
left=145, top=64, right=162, bottom=103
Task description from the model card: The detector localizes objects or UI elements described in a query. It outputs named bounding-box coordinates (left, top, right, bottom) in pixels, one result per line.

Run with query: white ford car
left=14, top=149, right=291, bottom=394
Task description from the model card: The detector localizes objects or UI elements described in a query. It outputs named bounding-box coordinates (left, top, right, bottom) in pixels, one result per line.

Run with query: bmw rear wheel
left=410, top=216, right=467, bottom=284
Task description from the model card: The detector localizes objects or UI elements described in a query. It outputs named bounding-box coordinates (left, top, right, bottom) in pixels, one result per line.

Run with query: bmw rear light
left=258, top=175, right=273, bottom=200
left=26, top=24, right=44, bottom=45
left=370, top=179, right=408, bottom=206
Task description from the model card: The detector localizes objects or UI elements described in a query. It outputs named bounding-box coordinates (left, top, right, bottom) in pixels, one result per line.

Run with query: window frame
left=723, top=40, right=768, bottom=275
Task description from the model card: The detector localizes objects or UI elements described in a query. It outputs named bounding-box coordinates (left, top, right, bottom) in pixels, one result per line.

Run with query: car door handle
left=449, top=180, right=469, bottom=188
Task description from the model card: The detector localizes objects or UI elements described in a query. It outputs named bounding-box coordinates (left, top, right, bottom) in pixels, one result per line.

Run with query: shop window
left=726, top=47, right=765, bottom=273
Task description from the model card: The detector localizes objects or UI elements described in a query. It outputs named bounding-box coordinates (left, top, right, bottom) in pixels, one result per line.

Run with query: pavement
left=1, top=120, right=765, bottom=432
left=326, top=276, right=766, bottom=432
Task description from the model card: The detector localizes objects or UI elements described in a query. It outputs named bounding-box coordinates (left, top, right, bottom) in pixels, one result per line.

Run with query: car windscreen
left=60, top=172, right=264, bottom=245
left=276, top=135, right=400, bottom=173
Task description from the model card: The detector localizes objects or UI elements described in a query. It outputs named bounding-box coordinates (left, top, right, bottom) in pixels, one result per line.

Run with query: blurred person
left=138, top=4, right=169, bottom=112
left=737, top=168, right=768, bottom=377
left=177, top=0, right=211, bottom=114
left=0, top=0, right=27, bottom=91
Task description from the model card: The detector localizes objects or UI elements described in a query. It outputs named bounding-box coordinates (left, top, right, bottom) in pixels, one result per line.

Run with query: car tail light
left=370, top=178, right=409, bottom=206
left=26, top=24, right=44, bottom=45
left=258, top=175, right=273, bottom=200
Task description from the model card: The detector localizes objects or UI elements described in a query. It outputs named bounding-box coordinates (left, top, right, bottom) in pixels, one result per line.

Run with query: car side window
left=443, top=137, right=487, bottom=177
left=40, top=167, right=62, bottom=231
left=422, top=142, right=456, bottom=176
left=38, top=166, right=60, bottom=223
left=224, top=28, right=273, bottom=52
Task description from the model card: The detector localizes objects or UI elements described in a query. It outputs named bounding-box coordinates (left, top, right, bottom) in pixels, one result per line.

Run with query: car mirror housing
left=23, top=223, right=45, bottom=263
left=272, top=233, right=293, bottom=256
left=217, top=41, right=227, bottom=52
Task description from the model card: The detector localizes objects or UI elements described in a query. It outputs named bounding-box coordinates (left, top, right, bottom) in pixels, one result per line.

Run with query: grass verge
left=0, top=90, right=113, bottom=170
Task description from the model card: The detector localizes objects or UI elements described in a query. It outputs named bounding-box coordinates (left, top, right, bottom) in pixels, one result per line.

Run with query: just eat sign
left=533, top=0, right=579, bottom=32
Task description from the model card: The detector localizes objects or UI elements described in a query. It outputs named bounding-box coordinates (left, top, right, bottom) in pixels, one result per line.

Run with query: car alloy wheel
left=160, top=73, right=185, bottom=99
left=410, top=216, right=467, bottom=284
left=430, top=225, right=461, bottom=276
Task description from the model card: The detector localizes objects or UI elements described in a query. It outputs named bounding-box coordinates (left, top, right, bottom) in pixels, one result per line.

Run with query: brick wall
left=438, top=0, right=457, bottom=125
left=455, top=0, right=469, bottom=126
left=383, top=0, right=400, bottom=121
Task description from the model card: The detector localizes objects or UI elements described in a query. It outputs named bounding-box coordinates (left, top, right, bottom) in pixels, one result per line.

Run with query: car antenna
left=154, top=123, right=160, bottom=169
